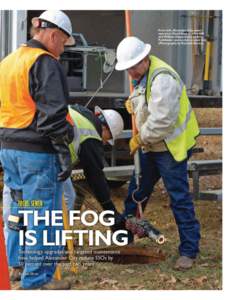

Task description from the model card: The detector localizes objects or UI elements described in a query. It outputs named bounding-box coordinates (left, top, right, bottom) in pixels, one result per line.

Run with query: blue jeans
left=1, top=149, right=63, bottom=289
left=2, top=185, right=12, bottom=244
left=2, top=185, right=22, bottom=267
left=2, top=178, right=76, bottom=268
left=63, top=177, right=76, bottom=210
left=124, top=150, right=200, bottom=258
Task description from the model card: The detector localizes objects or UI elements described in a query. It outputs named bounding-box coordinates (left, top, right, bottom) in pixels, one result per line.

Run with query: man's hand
left=129, top=134, right=142, bottom=155
left=125, top=99, right=133, bottom=114
left=51, top=139, right=72, bottom=181
left=57, top=150, right=72, bottom=181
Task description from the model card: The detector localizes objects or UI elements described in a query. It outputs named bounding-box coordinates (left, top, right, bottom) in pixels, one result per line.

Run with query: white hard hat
left=115, top=36, right=151, bottom=71
left=95, top=106, right=124, bottom=145
left=32, top=10, right=75, bottom=46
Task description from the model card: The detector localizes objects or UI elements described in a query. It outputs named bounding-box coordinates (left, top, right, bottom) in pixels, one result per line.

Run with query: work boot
left=110, top=212, right=126, bottom=232
left=9, top=267, right=23, bottom=281
left=173, top=256, right=194, bottom=270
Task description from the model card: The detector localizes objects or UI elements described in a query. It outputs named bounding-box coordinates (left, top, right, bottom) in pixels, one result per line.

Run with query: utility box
left=27, top=10, right=126, bottom=95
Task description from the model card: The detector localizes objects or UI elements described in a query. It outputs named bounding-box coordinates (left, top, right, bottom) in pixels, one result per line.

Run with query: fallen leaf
left=112, top=284, right=119, bottom=289
left=167, top=275, right=177, bottom=284
left=159, top=273, right=169, bottom=281
left=99, top=278, right=118, bottom=286
left=125, top=268, right=135, bottom=274
left=181, top=278, right=191, bottom=284
left=129, top=284, right=145, bottom=289
left=194, top=276, right=207, bottom=285
left=200, top=263, right=209, bottom=267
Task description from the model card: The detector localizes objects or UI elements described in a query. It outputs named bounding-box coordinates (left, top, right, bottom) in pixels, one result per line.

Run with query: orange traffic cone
left=0, top=215, right=11, bottom=290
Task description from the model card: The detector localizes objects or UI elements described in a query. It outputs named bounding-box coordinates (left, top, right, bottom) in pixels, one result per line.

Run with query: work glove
left=110, top=211, right=126, bottom=232
left=125, top=84, right=146, bottom=116
left=57, top=150, right=72, bottom=181
left=125, top=99, right=133, bottom=114
left=51, top=138, right=72, bottom=182
left=110, top=212, right=134, bottom=244
left=129, top=134, right=142, bottom=155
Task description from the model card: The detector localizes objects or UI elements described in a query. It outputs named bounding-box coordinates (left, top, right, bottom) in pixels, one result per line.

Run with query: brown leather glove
left=129, top=134, right=142, bottom=155
left=125, top=99, right=133, bottom=114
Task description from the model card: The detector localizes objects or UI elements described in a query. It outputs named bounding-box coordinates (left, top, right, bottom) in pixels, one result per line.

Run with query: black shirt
left=0, top=39, right=73, bottom=153
left=71, top=104, right=116, bottom=211
left=79, top=139, right=115, bottom=210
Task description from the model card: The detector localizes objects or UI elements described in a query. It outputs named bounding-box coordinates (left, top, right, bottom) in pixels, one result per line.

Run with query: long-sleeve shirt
left=71, top=104, right=116, bottom=212
left=140, top=73, right=182, bottom=145
left=0, top=39, right=73, bottom=153
left=131, top=72, right=182, bottom=152
left=79, top=139, right=115, bottom=211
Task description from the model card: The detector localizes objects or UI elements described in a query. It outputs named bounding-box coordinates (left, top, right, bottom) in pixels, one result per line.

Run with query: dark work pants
left=124, top=150, right=200, bottom=258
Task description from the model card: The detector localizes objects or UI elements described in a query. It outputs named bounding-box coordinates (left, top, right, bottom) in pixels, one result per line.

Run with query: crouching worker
left=67, top=104, right=126, bottom=233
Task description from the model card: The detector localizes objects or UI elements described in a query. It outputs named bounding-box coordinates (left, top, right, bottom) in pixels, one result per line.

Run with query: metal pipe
left=125, top=10, right=138, bottom=136
left=125, top=10, right=146, bottom=218
left=204, top=40, right=211, bottom=81
left=62, top=196, right=78, bottom=274
left=203, top=10, right=215, bottom=93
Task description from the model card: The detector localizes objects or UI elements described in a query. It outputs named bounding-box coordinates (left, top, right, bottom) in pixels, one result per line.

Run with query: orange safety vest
left=0, top=44, right=73, bottom=129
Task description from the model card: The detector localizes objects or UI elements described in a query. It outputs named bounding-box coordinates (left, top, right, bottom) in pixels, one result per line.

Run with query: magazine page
left=0, top=1, right=227, bottom=300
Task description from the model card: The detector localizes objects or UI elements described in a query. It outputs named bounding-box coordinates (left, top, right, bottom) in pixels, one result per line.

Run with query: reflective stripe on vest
left=165, top=101, right=192, bottom=143
left=68, top=107, right=101, bottom=163
left=146, top=55, right=199, bottom=161
left=149, top=67, right=192, bottom=143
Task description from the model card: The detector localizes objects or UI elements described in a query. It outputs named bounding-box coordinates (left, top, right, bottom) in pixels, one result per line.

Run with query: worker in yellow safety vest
left=67, top=104, right=125, bottom=219
left=115, top=36, right=201, bottom=270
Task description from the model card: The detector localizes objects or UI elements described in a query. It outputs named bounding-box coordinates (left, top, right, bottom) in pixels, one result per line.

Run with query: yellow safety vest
left=68, top=107, right=102, bottom=163
left=146, top=55, right=199, bottom=161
